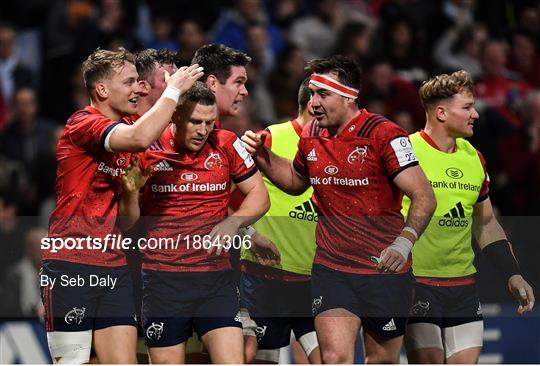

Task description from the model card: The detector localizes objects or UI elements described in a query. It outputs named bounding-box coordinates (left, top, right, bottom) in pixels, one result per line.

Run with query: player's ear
left=138, top=80, right=151, bottom=95
left=206, top=75, right=219, bottom=93
left=95, top=82, right=108, bottom=99
left=435, top=105, right=447, bottom=123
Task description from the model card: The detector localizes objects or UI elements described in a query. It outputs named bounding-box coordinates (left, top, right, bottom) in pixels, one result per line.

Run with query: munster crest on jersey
left=204, top=152, right=223, bottom=170
left=348, top=146, right=368, bottom=164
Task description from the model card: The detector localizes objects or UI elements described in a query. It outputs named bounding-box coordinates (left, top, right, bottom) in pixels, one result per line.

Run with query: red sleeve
left=67, top=113, right=121, bottom=153
left=373, top=121, right=419, bottom=178
left=292, top=146, right=308, bottom=177
left=259, top=129, right=272, bottom=149
left=223, top=132, right=258, bottom=183
left=476, top=150, right=490, bottom=202
left=292, top=121, right=314, bottom=177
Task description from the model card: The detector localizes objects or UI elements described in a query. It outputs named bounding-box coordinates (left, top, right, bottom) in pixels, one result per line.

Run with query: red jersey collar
left=419, top=129, right=457, bottom=153
left=337, top=109, right=370, bottom=137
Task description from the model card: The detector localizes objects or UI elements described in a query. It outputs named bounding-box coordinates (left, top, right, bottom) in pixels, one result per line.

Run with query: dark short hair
left=298, top=77, right=311, bottom=113
left=191, top=44, right=251, bottom=83
left=305, top=55, right=362, bottom=91
left=82, top=48, right=135, bottom=93
left=180, top=81, right=216, bottom=106
left=135, top=48, right=177, bottom=84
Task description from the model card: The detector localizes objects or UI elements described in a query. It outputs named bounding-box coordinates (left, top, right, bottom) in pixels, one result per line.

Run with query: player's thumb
left=259, top=131, right=269, bottom=144
left=163, top=69, right=170, bottom=81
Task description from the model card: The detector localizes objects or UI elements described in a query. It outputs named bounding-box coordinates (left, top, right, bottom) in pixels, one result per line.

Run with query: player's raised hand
left=121, top=156, right=151, bottom=194
left=164, top=63, right=204, bottom=94
left=241, top=130, right=267, bottom=156
left=508, top=274, right=535, bottom=315
left=250, top=232, right=281, bottom=266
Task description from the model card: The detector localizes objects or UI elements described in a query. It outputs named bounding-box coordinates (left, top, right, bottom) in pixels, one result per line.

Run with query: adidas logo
left=289, top=200, right=318, bottom=222
left=438, top=202, right=469, bottom=227
left=154, top=160, right=173, bottom=171
left=382, top=318, right=397, bottom=331
left=307, top=148, right=317, bottom=161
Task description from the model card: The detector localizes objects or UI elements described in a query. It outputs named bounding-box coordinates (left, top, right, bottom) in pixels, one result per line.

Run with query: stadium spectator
left=145, top=15, right=177, bottom=51
left=475, top=39, right=529, bottom=127
left=242, top=55, right=436, bottom=363
left=0, top=22, right=34, bottom=127
left=508, top=31, right=540, bottom=88
left=374, top=15, right=428, bottom=85
left=0, top=227, right=46, bottom=319
left=289, top=0, right=344, bottom=60
left=0, top=87, right=55, bottom=170
left=332, top=21, right=373, bottom=68
left=267, top=43, right=307, bottom=121
left=209, top=0, right=283, bottom=56
left=244, top=23, right=277, bottom=125
left=433, top=22, right=488, bottom=78
left=359, top=58, right=425, bottom=132
left=474, top=39, right=532, bottom=214
left=175, top=20, right=206, bottom=66
left=0, top=194, right=26, bottom=278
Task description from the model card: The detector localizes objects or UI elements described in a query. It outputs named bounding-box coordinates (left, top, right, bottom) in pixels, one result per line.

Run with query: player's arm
left=117, top=156, right=150, bottom=230
left=207, top=171, right=270, bottom=255
left=232, top=171, right=270, bottom=225
left=107, top=64, right=204, bottom=152
left=241, top=130, right=310, bottom=195
left=473, top=197, right=535, bottom=314
left=378, top=165, right=436, bottom=272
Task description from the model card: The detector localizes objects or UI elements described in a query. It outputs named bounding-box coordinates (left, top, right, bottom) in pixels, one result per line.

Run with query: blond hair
left=419, top=70, right=474, bottom=110
left=81, top=48, right=135, bottom=95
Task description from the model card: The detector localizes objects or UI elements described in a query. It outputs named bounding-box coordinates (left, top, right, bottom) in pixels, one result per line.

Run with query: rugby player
left=41, top=48, right=203, bottom=364
left=191, top=43, right=250, bottom=128
left=131, top=82, right=269, bottom=363
left=241, top=55, right=436, bottom=363
left=403, top=70, right=535, bottom=364
left=191, top=43, right=280, bottom=361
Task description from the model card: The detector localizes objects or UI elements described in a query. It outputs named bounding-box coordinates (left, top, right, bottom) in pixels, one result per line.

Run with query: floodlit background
left=0, top=0, right=539, bottom=363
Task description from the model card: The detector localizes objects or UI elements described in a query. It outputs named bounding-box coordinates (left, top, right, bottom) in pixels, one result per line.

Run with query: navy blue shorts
left=142, top=270, right=241, bottom=347
left=408, top=282, right=483, bottom=328
left=311, top=264, right=414, bottom=338
left=240, top=272, right=315, bottom=350
left=40, top=260, right=137, bottom=332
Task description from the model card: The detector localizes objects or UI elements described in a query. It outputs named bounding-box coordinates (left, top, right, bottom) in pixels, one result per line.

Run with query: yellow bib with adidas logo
left=240, top=121, right=317, bottom=275
left=401, top=132, right=487, bottom=278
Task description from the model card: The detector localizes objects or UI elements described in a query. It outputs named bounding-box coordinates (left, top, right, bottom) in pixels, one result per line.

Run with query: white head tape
left=309, top=73, right=359, bottom=99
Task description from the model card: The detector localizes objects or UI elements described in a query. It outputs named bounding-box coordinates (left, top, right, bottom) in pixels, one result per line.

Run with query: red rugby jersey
left=140, top=126, right=257, bottom=272
left=45, top=106, right=133, bottom=267
left=293, top=110, right=418, bottom=274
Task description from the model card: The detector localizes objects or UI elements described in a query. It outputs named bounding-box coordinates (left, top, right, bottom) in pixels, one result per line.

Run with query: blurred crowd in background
left=0, top=0, right=539, bottom=317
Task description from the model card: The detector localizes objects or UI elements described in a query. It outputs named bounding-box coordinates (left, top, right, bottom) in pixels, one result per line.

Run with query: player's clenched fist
left=241, top=130, right=267, bottom=156
left=164, top=63, right=205, bottom=94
